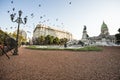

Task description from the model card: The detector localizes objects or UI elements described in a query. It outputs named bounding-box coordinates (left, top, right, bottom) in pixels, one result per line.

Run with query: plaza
left=0, top=46, right=120, bottom=80
left=0, top=0, right=120, bottom=80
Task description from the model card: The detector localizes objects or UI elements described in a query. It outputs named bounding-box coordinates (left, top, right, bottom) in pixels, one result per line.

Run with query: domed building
left=81, top=21, right=116, bottom=46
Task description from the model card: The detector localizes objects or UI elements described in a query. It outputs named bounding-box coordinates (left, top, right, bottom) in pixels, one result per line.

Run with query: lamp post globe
left=18, top=10, right=22, bottom=17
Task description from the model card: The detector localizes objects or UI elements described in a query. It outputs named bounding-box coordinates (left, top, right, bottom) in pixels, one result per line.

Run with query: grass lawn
left=26, top=45, right=102, bottom=51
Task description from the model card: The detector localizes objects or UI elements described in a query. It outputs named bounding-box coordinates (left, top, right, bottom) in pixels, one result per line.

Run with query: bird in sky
left=11, top=1, right=13, bottom=4
left=39, top=4, right=41, bottom=7
left=7, top=11, right=10, bottom=13
left=40, top=16, right=43, bottom=19
left=31, top=13, right=34, bottom=18
left=12, top=8, right=15, bottom=11
left=69, top=2, right=71, bottom=5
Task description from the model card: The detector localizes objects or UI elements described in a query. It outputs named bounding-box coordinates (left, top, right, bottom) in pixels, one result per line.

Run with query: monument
left=85, top=21, right=116, bottom=46
left=67, top=21, right=116, bottom=47
left=81, top=25, right=89, bottom=45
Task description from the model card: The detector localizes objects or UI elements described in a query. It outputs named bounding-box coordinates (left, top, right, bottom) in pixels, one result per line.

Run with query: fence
left=0, top=30, right=16, bottom=56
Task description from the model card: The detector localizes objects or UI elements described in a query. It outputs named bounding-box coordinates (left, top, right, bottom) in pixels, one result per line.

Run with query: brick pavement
left=0, top=47, right=120, bottom=80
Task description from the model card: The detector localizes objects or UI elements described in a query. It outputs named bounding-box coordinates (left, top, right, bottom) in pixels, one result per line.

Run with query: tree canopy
left=33, top=35, right=68, bottom=45
left=115, top=28, right=120, bottom=45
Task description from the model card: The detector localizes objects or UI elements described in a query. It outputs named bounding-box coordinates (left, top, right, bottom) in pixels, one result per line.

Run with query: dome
left=101, top=21, right=108, bottom=30
left=100, top=21, right=109, bottom=36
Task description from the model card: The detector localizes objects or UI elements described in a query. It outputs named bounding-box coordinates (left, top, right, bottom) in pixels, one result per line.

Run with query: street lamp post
left=10, top=10, right=27, bottom=55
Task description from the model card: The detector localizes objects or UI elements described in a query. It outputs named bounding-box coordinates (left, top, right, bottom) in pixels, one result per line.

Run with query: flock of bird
left=5, top=0, right=72, bottom=34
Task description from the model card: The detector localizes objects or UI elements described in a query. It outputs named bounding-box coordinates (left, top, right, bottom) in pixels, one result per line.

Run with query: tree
left=60, top=38, right=64, bottom=45
left=38, top=36, right=45, bottom=45
left=60, top=38, right=68, bottom=45
left=115, top=34, right=120, bottom=45
left=118, top=28, right=120, bottom=33
left=0, top=30, right=10, bottom=45
left=32, top=34, right=68, bottom=45
left=49, top=36, right=54, bottom=44
left=45, top=35, right=51, bottom=44
left=0, top=30, right=16, bottom=50
left=115, top=28, right=120, bottom=45
left=53, top=37, right=60, bottom=45
left=9, top=32, right=27, bottom=45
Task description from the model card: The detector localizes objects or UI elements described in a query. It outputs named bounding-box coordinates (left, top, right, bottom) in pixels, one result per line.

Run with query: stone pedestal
left=81, top=30, right=88, bottom=42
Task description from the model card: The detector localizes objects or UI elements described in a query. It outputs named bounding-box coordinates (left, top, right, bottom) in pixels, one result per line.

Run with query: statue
left=83, top=25, right=86, bottom=31
left=81, top=25, right=88, bottom=42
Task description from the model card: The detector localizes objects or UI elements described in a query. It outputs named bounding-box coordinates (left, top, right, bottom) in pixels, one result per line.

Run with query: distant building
left=14, top=29, right=27, bottom=39
left=81, top=21, right=116, bottom=46
left=33, top=24, right=73, bottom=40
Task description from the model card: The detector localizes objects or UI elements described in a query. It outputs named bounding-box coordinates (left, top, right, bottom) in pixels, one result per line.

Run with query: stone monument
left=81, top=25, right=88, bottom=42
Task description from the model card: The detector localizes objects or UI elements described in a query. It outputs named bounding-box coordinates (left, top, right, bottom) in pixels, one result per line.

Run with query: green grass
left=77, top=46, right=102, bottom=51
left=26, top=45, right=102, bottom=51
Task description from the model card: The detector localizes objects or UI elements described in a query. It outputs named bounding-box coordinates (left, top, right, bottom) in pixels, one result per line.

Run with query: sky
left=0, top=0, right=120, bottom=40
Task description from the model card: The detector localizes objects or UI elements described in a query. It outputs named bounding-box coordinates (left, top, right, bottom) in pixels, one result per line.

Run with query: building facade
left=14, top=29, right=27, bottom=40
left=33, top=24, right=73, bottom=40
left=81, top=22, right=116, bottom=46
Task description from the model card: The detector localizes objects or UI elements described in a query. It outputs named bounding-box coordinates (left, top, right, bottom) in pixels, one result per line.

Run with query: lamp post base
left=13, top=48, right=18, bottom=55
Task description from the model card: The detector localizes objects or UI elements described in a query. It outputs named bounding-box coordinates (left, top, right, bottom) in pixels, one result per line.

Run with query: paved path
left=0, top=47, right=120, bottom=80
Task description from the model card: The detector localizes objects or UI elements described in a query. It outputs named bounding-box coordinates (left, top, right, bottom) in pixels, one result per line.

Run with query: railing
left=0, top=30, right=17, bottom=59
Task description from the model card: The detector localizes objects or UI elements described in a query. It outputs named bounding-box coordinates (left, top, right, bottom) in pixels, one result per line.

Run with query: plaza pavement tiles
left=0, top=46, right=120, bottom=80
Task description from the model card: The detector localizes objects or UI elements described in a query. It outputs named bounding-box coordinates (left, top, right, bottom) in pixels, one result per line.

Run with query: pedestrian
left=64, top=42, right=67, bottom=48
